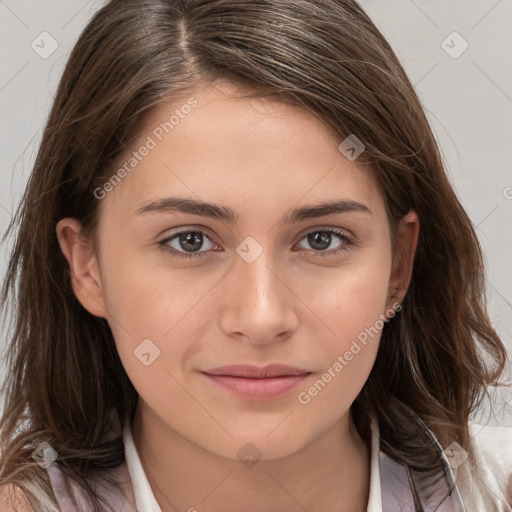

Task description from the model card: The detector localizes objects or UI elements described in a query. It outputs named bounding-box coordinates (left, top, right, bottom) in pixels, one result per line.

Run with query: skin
left=56, top=80, right=419, bottom=512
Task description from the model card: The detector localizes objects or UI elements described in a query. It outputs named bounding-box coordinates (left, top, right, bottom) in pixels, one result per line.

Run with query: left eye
left=295, top=228, right=353, bottom=256
left=158, top=228, right=354, bottom=259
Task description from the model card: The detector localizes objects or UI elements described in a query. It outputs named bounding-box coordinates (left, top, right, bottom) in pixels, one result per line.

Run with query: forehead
left=100, top=81, right=384, bottom=221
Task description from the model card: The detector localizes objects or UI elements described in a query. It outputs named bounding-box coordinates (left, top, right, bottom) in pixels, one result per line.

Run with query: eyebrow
left=133, top=196, right=371, bottom=223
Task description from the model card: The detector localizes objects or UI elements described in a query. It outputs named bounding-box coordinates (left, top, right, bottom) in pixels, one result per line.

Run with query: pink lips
left=200, top=364, right=311, bottom=400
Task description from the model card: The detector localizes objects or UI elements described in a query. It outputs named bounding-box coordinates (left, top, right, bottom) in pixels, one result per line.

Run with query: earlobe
left=387, top=210, right=420, bottom=308
left=55, top=218, right=107, bottom=319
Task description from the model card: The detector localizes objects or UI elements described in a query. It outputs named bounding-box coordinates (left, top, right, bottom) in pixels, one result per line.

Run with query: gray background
left=1, top=1, right=511, bottom=424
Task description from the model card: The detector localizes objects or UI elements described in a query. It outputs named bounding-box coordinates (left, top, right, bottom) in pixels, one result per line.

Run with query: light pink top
left=44, top=413, right=512, bottom=511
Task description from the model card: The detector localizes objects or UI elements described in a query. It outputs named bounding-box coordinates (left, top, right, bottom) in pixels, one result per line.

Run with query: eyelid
left=296, top=224, right=354, bottom=240
left=159, top=224, right=353, bottom=242
left=159, top=225, right=219, bottom=242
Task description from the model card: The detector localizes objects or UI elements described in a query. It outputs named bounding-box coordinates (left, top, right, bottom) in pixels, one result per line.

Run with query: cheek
left=98, top=244, right=217, bottom=379
left=294, top=269, right=390, bottom=421
left=295, top=249, right=391, bottom=390
left=302, top=250, right=392, bottom=341
left=99, top=237, right=191, bottom=330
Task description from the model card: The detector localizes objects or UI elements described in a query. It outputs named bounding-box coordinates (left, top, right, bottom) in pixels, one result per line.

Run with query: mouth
left=200, top=364, right=312, bottom=400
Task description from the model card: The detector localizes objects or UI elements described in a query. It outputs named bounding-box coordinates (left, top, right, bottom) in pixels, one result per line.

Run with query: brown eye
left=159, top=230, right=219, bottom=259
left=296, top=229, right=354, bottom=256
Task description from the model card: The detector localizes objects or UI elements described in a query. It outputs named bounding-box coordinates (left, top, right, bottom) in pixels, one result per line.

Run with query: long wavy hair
left=0, top=0, right=509, bottom=510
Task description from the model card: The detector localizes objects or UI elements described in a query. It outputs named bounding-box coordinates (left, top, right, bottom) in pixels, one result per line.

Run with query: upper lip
left=201, top=364, right=311, bottom=378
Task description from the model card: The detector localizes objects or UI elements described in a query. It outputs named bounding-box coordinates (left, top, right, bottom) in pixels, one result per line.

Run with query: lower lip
left=201, top=372, right=311, bottom=400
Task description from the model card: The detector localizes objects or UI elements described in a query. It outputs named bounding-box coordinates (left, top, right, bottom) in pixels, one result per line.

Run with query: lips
left=202, top=364, right=310, bottom=378
left=200, top=364, right=312, bottom=400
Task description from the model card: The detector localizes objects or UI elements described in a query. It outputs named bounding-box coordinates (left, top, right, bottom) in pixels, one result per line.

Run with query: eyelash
left=158, top=228, right=355, bottom=259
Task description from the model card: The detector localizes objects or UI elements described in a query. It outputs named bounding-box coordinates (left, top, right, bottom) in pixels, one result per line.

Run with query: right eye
left=158, top=229, right=221, bottom=259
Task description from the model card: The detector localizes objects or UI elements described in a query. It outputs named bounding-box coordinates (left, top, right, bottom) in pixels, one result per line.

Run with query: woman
left=1, top=0, right=511, bottom=511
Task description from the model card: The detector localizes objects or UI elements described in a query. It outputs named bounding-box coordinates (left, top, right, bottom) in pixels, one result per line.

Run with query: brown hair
left=1, top=0, right=509, bottom=510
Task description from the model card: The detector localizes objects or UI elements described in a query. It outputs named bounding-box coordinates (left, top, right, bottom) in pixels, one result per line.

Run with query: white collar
left=122, top=415, right=383, bottom=512
left=367, top=413, right=383, bottom=511
left=123, top=421, right=163, bottom=512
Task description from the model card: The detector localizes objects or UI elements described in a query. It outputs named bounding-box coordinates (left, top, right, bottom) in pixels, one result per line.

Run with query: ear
left=386, top=210, right=420, bottom=311
left=56, top=218, right=107, bottom=318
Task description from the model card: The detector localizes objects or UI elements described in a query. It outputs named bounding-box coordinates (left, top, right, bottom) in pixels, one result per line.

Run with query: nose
left=218, top=250, right=299, bottom=345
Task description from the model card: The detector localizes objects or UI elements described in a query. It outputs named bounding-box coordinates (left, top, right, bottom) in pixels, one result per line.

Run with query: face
left=57, top=80, right=418, bottom=460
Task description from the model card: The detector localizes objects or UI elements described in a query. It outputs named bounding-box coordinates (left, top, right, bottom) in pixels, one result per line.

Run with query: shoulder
left=468, top=422, right=512, bottom=471
left=466, top=422, right=512, bottom=507
left=0, top=484, right=35, bottom=512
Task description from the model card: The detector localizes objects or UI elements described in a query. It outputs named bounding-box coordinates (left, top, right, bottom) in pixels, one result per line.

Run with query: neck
left=131, top=402, right=371, bottom=512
